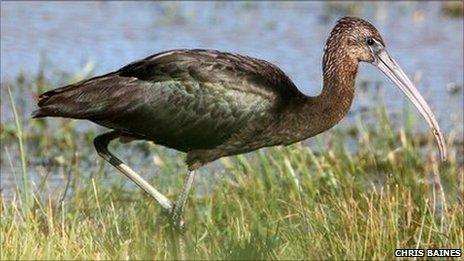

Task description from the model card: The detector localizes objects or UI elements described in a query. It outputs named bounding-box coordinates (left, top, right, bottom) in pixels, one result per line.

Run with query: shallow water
left=1, top=2, right=463, bottom=123
left=1, top=2, right=463, bottom=200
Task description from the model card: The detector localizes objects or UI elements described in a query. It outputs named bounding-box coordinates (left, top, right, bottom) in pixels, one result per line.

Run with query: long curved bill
left=373, top=49, right=447, bottom=162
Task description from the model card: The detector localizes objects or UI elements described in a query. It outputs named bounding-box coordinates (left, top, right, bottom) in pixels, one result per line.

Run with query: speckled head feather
left=333, top=17, right=384, bottom=45
left=323, top=17, right=385, bottom=69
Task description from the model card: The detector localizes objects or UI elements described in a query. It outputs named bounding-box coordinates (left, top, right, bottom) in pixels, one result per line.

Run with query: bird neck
left=319, top=54, right=358, bottom=117
left=301, top=53, right=358, bottom=136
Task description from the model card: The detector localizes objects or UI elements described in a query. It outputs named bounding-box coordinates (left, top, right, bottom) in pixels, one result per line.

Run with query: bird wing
left=33, top=49, right=303, bottom=151
left=118, top=49, right=303, bottom=101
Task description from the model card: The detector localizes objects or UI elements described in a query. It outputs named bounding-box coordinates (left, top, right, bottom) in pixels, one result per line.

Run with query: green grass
left=1, top=69, right=463, bottom=260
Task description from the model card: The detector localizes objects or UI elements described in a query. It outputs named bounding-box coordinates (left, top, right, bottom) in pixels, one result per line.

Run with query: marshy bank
left=1, top=2, right=462, bottom=259
left=0, top=65, right=462, bottom=259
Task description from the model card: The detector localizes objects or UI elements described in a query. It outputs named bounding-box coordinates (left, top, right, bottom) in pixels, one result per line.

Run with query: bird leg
left=93, top=131, right=173, bottom=211
left=170, top=170, right=197, bottom=230
left=95, top=131, right=197, bottom=258
left=167, top=170, right=197, bottom=260
left=94, top=131, right=199, bottom=233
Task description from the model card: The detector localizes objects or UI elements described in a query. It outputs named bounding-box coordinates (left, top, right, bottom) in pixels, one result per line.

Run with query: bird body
left=33, top=48, right=353, bottom=169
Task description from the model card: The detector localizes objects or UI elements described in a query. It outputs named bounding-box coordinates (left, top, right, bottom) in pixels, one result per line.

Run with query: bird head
left=324, top=16, right=447, bottom=161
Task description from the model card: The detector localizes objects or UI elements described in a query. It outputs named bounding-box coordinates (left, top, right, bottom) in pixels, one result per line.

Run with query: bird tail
left=31, top=72, right=143, bottom=120
left=31, top=81, right=86, bottom=119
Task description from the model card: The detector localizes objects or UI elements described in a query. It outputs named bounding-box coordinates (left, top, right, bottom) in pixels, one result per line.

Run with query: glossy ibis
left=32, top=17, right=447, bottom=229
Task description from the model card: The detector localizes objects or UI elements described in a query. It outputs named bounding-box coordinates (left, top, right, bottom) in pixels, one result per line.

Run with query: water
left=1, top=2, right=463, bottom=120
left=1, top=2, right=462, bottom=200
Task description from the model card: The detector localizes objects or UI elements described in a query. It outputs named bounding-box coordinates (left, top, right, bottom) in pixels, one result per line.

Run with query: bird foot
left=169, top=209, right=186, bottom=232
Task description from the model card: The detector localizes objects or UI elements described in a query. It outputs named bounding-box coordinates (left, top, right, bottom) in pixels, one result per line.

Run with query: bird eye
left=367, top=38, right=374, bottom=46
